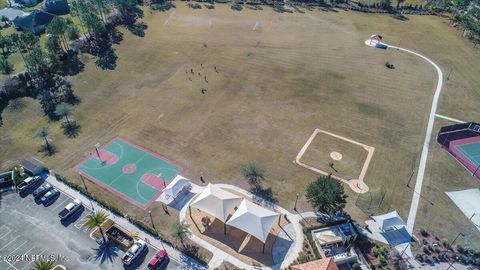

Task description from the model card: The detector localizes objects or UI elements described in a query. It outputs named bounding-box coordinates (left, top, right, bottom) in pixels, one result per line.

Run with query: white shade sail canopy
left=226, top=199, right=280, bottom=243
left=372, top=211, right=406, bottom=231
left=190, top=183, right=242, bottom=222
left=162, top=175, right=191, bottom=199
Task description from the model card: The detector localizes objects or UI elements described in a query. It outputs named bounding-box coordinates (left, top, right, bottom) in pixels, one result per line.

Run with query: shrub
left=152, top=1, right=175, bottom=11
left=182, top=244, right=208, bottom=266
left=442, top=239, right=449, bottom=247
left=378, top=255, right=387, bottom=265
left=231, top=3, right=243, bottom=10
left=67, top=25, right=79, bottom=40
left=416, top=254, right=424, bottom=262
left=297, top=251, right=309, bottom=263
left=0, top=58, right=13, bottom=75
left=420, top=229, right=429, bottom=237
left=187, top=3, right=202, bottom=9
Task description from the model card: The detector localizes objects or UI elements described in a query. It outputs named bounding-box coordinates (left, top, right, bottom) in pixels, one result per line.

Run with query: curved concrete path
left=178, top=183, right=303, bottom=270
left=366, top=39, right=444, bottom=264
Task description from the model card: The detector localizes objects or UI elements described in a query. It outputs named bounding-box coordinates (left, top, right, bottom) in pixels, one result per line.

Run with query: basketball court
left=73, top=137, right=185, bottom=209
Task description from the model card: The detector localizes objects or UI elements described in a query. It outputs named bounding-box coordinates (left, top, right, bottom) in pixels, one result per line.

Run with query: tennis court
left=457, top=142, right=480, bottom=166
left=73, top=137, right=184, bottom=209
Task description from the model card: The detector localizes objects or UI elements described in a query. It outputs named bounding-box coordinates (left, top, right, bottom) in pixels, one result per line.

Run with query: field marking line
left=0, top=236, right=19, bottom=251
left=135, top=179, right=151, bottom=204
left=380, top=41, right=444, bottom=234
left=435, top=114, right=466, bottom=124
left=295, top=128, right=374, bottom=193
left=79, top=140, right=124, bottom=172
left=108, top=153, right=149, bottom=188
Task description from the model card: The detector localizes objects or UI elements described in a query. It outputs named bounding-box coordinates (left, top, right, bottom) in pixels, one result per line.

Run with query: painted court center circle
left=330, top=151, right=343, bottom=161
left=122, top=164, right=137, bottom=174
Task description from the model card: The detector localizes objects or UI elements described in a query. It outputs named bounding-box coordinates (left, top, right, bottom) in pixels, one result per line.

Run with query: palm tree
left=35, top=127, right=51, bottom=149
left=54, top=103, right=72, bottom=128
left=241, top=162, right=265, bottom=187
left=31, top=259, right=54, bottom=270
left=171, top=221, right=191, bottom=248
left=85, top=210, right=108, bottom=243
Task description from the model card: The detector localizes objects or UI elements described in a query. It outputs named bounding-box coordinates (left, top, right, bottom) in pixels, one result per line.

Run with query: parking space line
left=4, top=259, right=17, bottom=270
left=51, top=197, right=69, bottom=211
left=18, top=247, right=44, bottom=270
left=0, top=236, right=19, bottom=251
left=0, top=226, right=12, bottom=240
left=7, top=241, right=28, bottom=256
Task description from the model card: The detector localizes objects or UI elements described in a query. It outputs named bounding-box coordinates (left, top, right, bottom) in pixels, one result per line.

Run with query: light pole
left=80, top=174, right=94, bottom=210
left=473, top=164, right=480, bottom=177
left=294, top=193, right=300, bottom=212
left=407, top=186, right=434, bottom=206
left=94, top=143, right=102, bottom=162
left=80, top=174, right=88, bottom=192
left=149, top=210, right=156, bottom=230
left=406, top=170, right=415, bottom=187
left=149, top=210, right=166, bottom=249
left=89, top=199, right=95, bottom=211
left=447, top=67, right=453, bottom=80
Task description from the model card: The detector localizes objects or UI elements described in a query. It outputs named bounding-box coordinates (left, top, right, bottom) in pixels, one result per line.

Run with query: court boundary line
left=72, top=136, right=186, bottom=209
left=294, top=128, right=374, bottom=193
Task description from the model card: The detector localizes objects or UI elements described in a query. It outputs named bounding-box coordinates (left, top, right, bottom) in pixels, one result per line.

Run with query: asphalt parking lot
left=0, top=181, right=181, bottom=270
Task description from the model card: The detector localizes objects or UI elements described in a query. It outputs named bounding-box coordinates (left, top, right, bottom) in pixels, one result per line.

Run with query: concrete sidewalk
left=46, top=172, right=207, bottom=270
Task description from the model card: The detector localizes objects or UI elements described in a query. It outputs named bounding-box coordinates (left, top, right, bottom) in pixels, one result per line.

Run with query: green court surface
left=458, top=142, right=480, bottom=166
left=74, top=137, right=184, bottom=209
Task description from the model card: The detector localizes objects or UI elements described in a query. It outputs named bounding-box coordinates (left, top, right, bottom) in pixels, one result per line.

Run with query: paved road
left=0, top=184, right=181, bottom=270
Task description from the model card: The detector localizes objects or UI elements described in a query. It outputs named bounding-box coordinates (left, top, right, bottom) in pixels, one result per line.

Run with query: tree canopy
left=305, top=176, right=348, bottom=215
left=241, top=162, right=265, bottom=187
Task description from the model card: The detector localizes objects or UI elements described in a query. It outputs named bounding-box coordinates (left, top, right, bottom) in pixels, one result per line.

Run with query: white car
left=122, top=239, right=147, bottom=265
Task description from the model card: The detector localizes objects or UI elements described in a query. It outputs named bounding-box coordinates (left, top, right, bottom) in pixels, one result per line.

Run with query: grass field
left=0, top=4, right=479, bottom=248
left=300, top=130, right=369, bottom=181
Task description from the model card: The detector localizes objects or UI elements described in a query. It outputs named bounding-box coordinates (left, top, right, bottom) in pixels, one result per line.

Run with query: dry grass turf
left=300, top=131, right=370, bottom=181
left=0, top=4, right=479, bottom=249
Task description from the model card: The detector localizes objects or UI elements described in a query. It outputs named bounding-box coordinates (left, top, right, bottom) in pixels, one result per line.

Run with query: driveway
left=0, top=184, right=181, bottom=270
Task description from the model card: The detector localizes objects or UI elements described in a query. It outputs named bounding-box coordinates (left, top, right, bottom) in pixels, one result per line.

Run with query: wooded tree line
left=0, top=0, right=144, bottom=127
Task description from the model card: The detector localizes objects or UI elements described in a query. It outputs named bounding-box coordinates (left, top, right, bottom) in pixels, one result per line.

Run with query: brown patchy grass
left=1, top=4, right=479, bottom=249
left=300, top=131, right=369, bottom=181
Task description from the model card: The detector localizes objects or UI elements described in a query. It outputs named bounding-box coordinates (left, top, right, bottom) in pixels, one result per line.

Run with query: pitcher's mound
left=330, top=151, right=343, bottom=161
